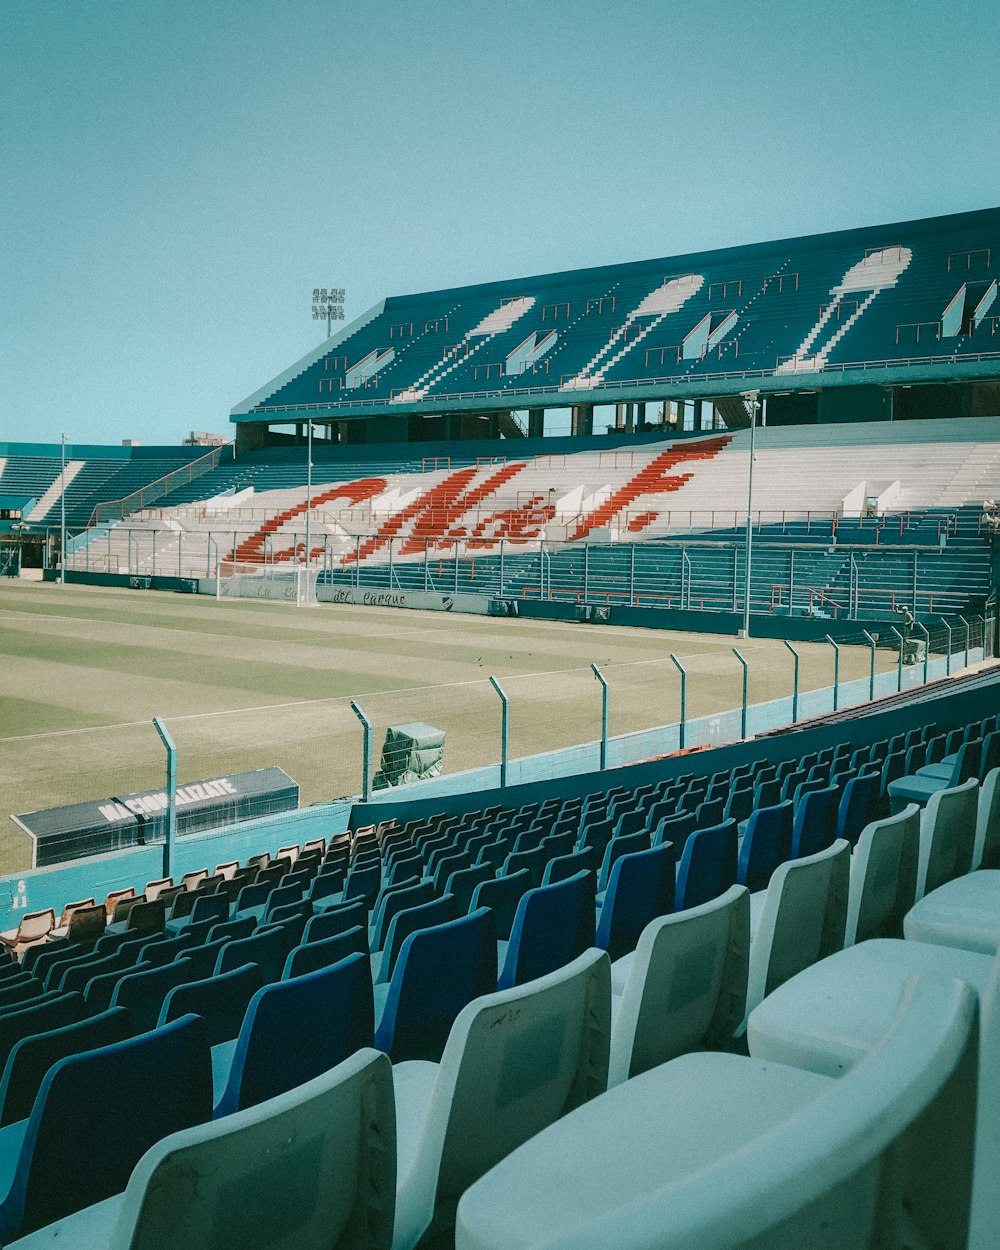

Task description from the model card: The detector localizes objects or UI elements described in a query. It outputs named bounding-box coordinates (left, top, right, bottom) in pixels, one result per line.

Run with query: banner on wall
left=11, top=767, right=299, bottom=868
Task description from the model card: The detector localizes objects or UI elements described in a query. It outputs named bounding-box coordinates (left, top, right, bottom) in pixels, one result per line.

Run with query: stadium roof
left=232, top=207, right=1000, bottom=424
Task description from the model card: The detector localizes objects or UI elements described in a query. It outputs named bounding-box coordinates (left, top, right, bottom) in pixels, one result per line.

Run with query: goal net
left=216, top=561, right=319, bottom=607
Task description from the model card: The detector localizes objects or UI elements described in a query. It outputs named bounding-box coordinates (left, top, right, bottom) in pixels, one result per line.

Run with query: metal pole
left=890, top=627, right=904, bottom=691
left=583, top=544, right=589, bottom=603
left=349, top=700, right=373, bottom=803
left=733, top=647, right=749, bottom=738
left=355, top=535, right=361, bottom=589
left=304, top=421, right=313, bottom=570
left=454, top=540, right=459, bottom=594
left=915, top=621, right=930, bottom=684
left=783, top=640, right=800, bottom=723
left=740, top=391, right=759, bottom=637
left=862, top=630, right=877, bottom=701
left=499, top=539, right=505, bottom=597
left=958, top=615, right=970, bottom=668
left=669, top=653, right=687, bottom=750
left=591, top=663, right=609, bottom=770
left=978, top=614, right=987, bottom=664
left=152, top=716, right=176, bottom=880
left=59, top=433, right=66, bottom=584
left=943, top=618, right=953, bottom=675
left=423, top=539, right=429, bottom=593
left=489, top=675, right=509, bottom=787
left=826, top=634, right=840, bottom=710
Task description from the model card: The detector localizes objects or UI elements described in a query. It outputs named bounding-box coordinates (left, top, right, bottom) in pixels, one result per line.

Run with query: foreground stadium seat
left=213, top=953, right=374, bottom=1117
left=392, top=947, right=610, bottom=1250
left=904, top=870, right=1000, bottom=955
left=9, top=1048, right=397, bottom=1250
left=456, top=975, right=976, bottom=1250
left=0, top=1013, right=212, bottom=1242
left=607, top=884, right=749, bottom=1086
left=844, top=804, right=920, bottom=945
left=973, top=768, right=1000, bottom=870
left=744, top=840, right=849, bottom=1024
left=915, top=777, right=978, bottom=899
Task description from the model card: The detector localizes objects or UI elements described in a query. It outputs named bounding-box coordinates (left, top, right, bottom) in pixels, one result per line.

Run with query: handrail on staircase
left=89, top=442, right=235, bottom=525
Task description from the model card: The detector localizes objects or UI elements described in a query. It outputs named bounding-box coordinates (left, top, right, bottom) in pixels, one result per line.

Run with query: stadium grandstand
left=2, top=204, right=1000, bottom=1248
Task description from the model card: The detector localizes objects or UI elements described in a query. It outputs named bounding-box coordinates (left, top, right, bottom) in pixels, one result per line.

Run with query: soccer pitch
left=0, top=581, right=893, bottom=875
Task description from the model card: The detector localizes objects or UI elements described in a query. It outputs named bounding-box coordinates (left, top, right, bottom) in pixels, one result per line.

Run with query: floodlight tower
left=311, top=287, right=346, bottom=338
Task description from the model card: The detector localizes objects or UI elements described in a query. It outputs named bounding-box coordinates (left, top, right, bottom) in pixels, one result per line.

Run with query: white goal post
left=216, top=561, right=319, bottom=607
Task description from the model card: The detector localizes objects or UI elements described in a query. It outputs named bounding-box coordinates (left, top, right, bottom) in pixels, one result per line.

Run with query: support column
left=571, top=404, right=594, bottom=437
left=528, top=407, right=545, bottom=438
left=634, top=401, right=646, bottom=430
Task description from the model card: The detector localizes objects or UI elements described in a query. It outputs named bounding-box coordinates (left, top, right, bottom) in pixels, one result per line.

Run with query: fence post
left=943, top=618, right=953, bottom=675
left=669, top=653, right=687, bottom=750
left=499, top=539, right=505, bottom=597
left=732, top=647, right=749, bottom=738
left=915, top=621, right=930, bottom=684
left=890, top=627, right=904, bottom=692
left=489, top=676, right=509, bottom=787
left=454, top=540, right=460, bottom=594
left=349, top=701, right=373, bottom=803
left=388, top=537, right=394, bottom=590
left=629, top=544, right=635, bottom=606
left=591, top=663, right=609, bottom=770
left=862, top=630, right=877, bottom=700
left=355, top=536, right=361, bottom=589
left=783, top=640, right=800, bottom=723
left=152, top=716, right=176, bottom=881
left=978, top=614, right=988, bottom=662
left=957, top=615, right=970, bottom=668
left=825, top=634, right=840, bottom=711
left=583, top=544, right=589, bottom=603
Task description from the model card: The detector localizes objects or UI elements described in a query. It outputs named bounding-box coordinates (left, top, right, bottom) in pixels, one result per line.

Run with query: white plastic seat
left=9, top=1048, right=396, bottom=1250
left=972, top=768, right=1000, bottom=870
left=748, top=938, right=1000, bottom=1250
left=455, top=975, right=978, bottom=1250
left=905, top=869, right=1000, bottom=954
left=608, top=884, right=748, bottom=1086
left=844, top=804, right=920, bottom=945
left=915, top=777, right=978, bottom=900
left=744, top=839, right=849, bottom=1023
left=390, top=947, right=610, bottom=1250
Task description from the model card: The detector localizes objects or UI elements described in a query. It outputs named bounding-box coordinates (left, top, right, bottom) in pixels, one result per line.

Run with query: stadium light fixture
left=312, top=287, right=346, bottom=339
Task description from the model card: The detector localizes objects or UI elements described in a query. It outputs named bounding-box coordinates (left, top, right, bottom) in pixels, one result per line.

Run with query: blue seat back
left=343, top=863, right=381, bottom=908
left=302, top=900, right=367, bottom=944
left=307, top=867, right=345, bottom=902
left=0, top=1014, right=212, bottom=1241
left=470, top=869, right=530, bottom=941
left=379, top=895, right=458, bottom=982
left=596, top=841, right=677, bottom=960
left=674, top=820, right=738, bottom=912
left=444, top=861, right=494, bottom=914
left=283, top=925, right=367, bottom=980
left=836, top=772, right=882, bottom=846
left=0, top=1007, right=129, bottom=1128
left=374, top=907, right=497, bottom=1062
left=654, top=810, right=695, bottom=849
left=188, top=894, right=229, bottom=929
left=205, top=915, right=256, bottom=945
left=980, top=730, right=1000, bottom=780
left=791, top=785, right=839, bottom=859
left=952, top=737, right=983, bottom=786
left=370, top=881, right=435, bottom=952
left=110, top=958, right=196, bottom=1034
left=598, top=831, right=650, bottom=894
left=502, top=844, right=547, bottom=888
left=136, top=931, right=197, bottom=968
left=215, top=925, right=287, bottom=984
left=263, top=882, right=304, bottom=921
left=542, top=847, right=594, bottom=887
left=737, top=801, right=793, bottom=892
left=216, top=954, right=373, bottom=1116
left=159, top=962, right=264, bottom=1047
left=234, top=881, right=271, bottom=915
left=0, top=994, right=84, bottom=1078
left=498, top=871, right=596, bottom=991
left=175, top=938, right=232, bottom=984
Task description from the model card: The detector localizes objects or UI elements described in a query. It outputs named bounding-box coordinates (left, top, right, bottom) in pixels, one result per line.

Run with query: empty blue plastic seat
left=0, top=1013, right=212, bottom=1240
left=836, top=772, right=883, bottom=846
left=111, top=958, right=198, bottom=1033
left=0, top=1007, right=129, bottom=1128
left=373, top=895, right=457, bottom=984
left=674, top=820, right=739, bottom=912
left=470, top=868, right=531, bottom=942
left=138, top=932, right=198, bottom=968
left=653, top=810, right=695, bottom=849
left=307, top=867, right=346, bottom=903
left=0, top=995, right=84, bottom=1080
left=214, top=926, right=287, bottom=985
left=444, top=861, right=494, bottom=914
left=159, top=962, right=264, bottom=1047
left=737, top=801, right=794, bottom=892
left=790, top=785, right=839, bottom=859
left=302, top=900, right=367, bottom=946
left=502, top=844, right=547, bottom=888
left=597, top=831, right=650, bottom=896
left=498, top=871, right=596, bottom=991
left=174, top=937, right=233, bottom=984
left=542, top=847, right=594, bottom=887
left=369, top=881, right=436, bottom=953
left=214, top=953, right=374, bottom=1117
left=205, top=914, right=257, bottom=945
left=283, top=926, right=368, bottom=980
left=374, top=907, right=497, bottom=1062
left=596, top=841, right=677, bottom=960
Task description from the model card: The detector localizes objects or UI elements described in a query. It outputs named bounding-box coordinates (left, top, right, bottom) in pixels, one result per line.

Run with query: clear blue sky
left=3, top=0, right=998, bottom=447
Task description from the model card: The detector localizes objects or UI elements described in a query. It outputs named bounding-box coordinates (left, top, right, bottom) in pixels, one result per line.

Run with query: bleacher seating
left=2, top=692, right=999, bottom=1244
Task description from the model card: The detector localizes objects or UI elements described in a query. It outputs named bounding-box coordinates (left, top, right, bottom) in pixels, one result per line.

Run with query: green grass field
left=0, top=580, right=896, bottom=875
